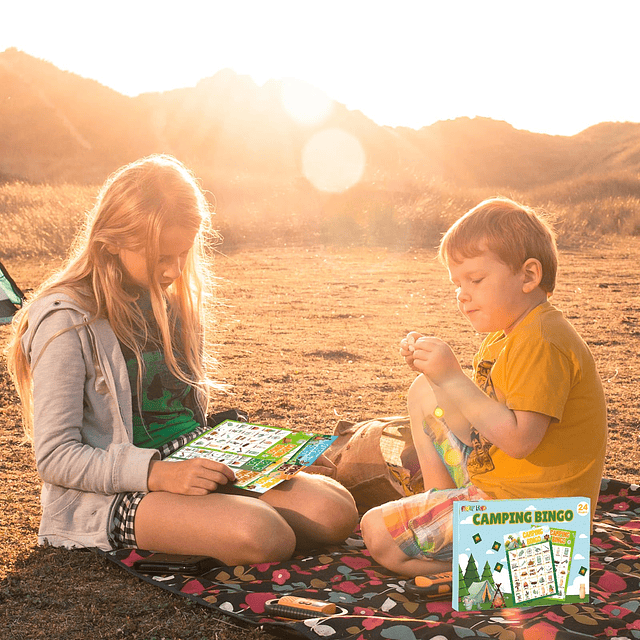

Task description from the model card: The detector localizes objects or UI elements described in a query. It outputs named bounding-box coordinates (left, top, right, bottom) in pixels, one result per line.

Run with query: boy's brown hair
left=439, top=197, right=558, bottom=293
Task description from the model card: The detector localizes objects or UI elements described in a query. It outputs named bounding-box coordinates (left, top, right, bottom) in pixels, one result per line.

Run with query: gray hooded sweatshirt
left=22, top=293, right=160, bottom=550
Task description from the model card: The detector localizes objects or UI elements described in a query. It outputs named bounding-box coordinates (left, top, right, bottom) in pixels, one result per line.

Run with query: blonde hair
left=7, top=154, right=222, bottom=440
left=439, top=197, right=558, bottom=293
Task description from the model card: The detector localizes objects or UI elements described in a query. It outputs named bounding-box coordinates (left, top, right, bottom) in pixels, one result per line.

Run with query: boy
left=360, top=198, right=607, bottom=576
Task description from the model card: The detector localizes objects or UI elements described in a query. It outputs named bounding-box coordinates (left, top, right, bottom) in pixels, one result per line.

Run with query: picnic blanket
left=99, top=478, right=640, bottom=639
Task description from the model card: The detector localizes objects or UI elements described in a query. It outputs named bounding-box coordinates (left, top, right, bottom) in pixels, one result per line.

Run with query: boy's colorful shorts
left=381, top=483, right=489, bottom=561
left=381, top=415, right=488, bottom=561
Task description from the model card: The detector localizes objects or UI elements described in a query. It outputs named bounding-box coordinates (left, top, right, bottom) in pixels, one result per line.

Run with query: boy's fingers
left=402, top=339, right=416, bottom=353
left=400, top=350, right=414, bottom=363
left=415, top=336, right=438, bottom=351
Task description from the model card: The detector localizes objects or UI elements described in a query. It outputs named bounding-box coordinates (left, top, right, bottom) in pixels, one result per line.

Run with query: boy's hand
left=411, top=336, right=465, bottom=385
left=147, top=458, right=236, bottom=495
left=400, top=331, right=425, bottom=370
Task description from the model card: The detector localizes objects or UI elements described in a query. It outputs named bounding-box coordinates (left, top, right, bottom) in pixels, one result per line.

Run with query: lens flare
left=302, top=128, right=366, bottom=193
left=281, top=78, right=334, bottom=127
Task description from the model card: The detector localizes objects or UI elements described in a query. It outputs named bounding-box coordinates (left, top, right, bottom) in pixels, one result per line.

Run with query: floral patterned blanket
left=100, top=478, right=640, bottom=639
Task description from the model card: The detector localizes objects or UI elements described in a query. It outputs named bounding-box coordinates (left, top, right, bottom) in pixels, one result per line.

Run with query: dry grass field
left=1, top=240, right=639, bottom=639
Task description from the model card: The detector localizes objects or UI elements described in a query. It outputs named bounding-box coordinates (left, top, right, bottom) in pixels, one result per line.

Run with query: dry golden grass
left=2, top=173, right=640, bottom=261
left=0, top=182, right=94, bottom=259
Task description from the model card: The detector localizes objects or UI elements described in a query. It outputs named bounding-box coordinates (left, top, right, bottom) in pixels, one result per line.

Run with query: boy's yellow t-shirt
left=466, top=301, right=607, bottom=511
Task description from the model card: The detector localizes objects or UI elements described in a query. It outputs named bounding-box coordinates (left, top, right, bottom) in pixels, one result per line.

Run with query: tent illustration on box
left=466, top=580, right=496, bottom=607
left=0, top=261, right=25, bottom=324
left=459, top=556, right=505, bottom=610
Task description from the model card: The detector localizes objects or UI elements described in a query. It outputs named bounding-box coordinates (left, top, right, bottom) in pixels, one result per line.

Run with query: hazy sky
left=2, top=0, right=638, bottom=136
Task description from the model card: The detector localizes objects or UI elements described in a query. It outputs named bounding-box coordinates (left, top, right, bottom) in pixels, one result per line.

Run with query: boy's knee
left=360, top=507, right=392, bottom=565
left=359, top=509, right=374, bottom=546
left=407, top=374, right=436, bottom=416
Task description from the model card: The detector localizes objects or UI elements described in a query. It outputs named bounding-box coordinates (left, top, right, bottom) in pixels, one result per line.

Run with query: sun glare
left=302, top=128, right=366, bottom=193
left=280, top=78, right=334, bottom=127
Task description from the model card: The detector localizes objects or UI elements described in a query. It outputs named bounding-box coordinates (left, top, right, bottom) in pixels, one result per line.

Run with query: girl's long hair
left=7, top=154, right=223, bottom=440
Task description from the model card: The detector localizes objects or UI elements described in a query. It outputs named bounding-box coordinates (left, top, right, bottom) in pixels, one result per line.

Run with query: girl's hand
left=411, top=336, right=464, bottom=385
left=399, top=331, right=425, bottom=370
left=147, top=458, right=236, bottom=495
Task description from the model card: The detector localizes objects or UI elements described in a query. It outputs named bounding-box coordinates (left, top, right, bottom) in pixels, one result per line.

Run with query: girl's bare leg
left=134, top=473, right=358, bottom=562
left=260, top=473, right=358, bottom=549
left=134, top=492, right=297, bottom=564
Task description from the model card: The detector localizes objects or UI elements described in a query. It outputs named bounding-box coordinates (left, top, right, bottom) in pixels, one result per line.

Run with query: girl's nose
left=163, top=258, right=184, bottom=281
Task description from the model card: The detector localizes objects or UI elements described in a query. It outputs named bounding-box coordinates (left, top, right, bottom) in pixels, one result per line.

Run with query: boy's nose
left=456, top=287, right=470, bottom=303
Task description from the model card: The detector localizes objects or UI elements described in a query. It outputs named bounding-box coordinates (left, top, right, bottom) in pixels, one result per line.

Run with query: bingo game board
left=168, top=419, right=336, bottom=493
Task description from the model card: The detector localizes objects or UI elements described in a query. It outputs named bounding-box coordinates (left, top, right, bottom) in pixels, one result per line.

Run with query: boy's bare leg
left=360, top=506, right=451, bottom=577
left=409, top=373, right=473, bottom=445
left=260, top=472, right=359, bottom=549
left=359, top=374, right=474, bottom=577
left=407, top=374, right=456, bottom=490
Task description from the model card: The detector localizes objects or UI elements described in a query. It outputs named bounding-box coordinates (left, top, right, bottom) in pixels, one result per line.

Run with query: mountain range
left=2, top=47, right=639, bottom=190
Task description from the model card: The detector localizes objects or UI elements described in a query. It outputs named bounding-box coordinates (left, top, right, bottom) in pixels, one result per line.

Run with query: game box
left=452, top=496, right=590, bottom=610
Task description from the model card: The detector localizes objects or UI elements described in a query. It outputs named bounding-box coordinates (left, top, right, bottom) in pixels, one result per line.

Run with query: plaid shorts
left=381, top=416, right=489, bottom=561
left=109, top=424, right=209, bottom=549
left=381, top=483, right=489, bottom=561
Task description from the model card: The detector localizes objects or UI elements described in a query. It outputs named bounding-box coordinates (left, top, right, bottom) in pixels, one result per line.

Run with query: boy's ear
left=521, top=258, right=543, bottom=293
left=104, top=243, right=120, bottom=255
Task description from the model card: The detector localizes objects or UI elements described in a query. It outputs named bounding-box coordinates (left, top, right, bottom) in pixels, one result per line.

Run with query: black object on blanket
left=98, top=478, right=640, bottom=640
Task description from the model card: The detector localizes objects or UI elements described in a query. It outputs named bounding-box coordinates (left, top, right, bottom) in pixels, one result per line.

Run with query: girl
left=7, top=154, right=358, bottom=564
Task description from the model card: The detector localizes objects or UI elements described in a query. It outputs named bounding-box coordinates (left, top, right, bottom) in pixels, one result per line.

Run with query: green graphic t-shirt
left=119, top=291, right=201, bottom=449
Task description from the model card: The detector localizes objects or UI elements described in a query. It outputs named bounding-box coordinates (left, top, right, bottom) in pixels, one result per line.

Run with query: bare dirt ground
left=1, top=241, right=639, bottom=639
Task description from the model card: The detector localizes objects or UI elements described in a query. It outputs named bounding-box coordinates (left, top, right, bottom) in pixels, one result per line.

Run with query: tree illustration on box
left=481, top=561, right=493, bottom=583
left=464, top=554, right=480, bottom=586
left=458, top=565, right=469, bottom=598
